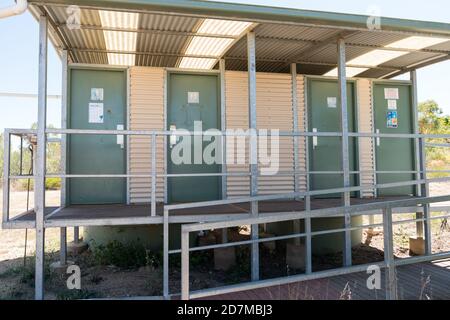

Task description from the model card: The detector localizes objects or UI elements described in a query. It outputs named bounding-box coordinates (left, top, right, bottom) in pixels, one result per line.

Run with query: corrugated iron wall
left=357, top=79, right=376, bottom=197
left=129, top=67, right=165, bottom=203
left=296, top=75, right=308, bottom=192
left=225, top=71, right=296, bottom=197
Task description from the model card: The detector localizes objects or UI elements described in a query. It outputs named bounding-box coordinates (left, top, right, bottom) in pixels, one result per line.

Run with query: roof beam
left=284, top=31, right=359, bottom=64
left=382, top=53, right=450, bottom=78
left=57, top=23, right=237, bottom=39
left=70, top=48, right=220, bottom=59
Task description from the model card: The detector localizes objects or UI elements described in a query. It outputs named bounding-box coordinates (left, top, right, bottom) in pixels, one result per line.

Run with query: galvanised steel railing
left=178, top=195, right=450, bottom=300
left=2, top=128, right=450, bottom=226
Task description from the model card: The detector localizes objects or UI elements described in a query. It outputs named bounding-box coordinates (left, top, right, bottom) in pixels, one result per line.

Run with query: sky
left=0, top=0, right=449, bottom=132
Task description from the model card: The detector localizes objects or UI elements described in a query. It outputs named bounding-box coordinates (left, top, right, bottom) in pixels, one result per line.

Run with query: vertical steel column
left=73, top=227, right=80, bottom=243
left=383, top=207, right=397, bottom=300
left=220, top=59, right=227, bottom=201
left=151, top=134, right=157, bottom=216
left=163, top=208, right=169, bottom=299
left=59, top=228, right=67, bottom=266
left=59, top=49, right=68, bottom=265
left=337, top=38, right=352, bottom=267
left=60, top=49, right=68, bottom=208
left=247, top=31, right=259, bottom=281
left=181, top=229, right=190, bottom=300
left=35, top=15, right=48, bottom=300
left=2, top=132, right=10, bottom=224
left=304, top=78, right=312, bottom=274
left=419, top=138, right=432, bottom=254
left=411, top=70, right=425, bottom=238
left=291, top=64, right=301, bottom=245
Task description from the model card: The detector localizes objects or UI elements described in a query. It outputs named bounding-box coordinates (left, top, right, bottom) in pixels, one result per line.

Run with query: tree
left=419, top=100, right=450, bottom=140
left=418, top=100, right=450, bottom=170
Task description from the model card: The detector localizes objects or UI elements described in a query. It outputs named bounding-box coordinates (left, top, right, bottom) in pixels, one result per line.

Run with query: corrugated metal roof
left=36, top=4, right=450, bottom=78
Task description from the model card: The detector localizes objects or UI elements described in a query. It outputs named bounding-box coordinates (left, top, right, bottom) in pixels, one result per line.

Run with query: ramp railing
left=178, top=195, right=450, bottom=300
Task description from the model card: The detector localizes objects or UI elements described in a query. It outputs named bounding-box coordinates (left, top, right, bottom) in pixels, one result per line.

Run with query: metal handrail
left=179, top=195, right=450, bottom=300
left=2, top=127, right=450, bottom=223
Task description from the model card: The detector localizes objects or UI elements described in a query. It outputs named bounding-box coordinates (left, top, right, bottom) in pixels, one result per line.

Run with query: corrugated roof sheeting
left=39, top=4, right=450, bottom=77
left=379, top=51, right=443, bottom=68
left=225, top=59, right=290, bottom=73
left=72, top=51, right=109, bottom=65
left=427, top=40, right=450, bottom=51
left=135, top=33, right=189, bottom=55
left=297, top=64, right=333, bottom=76
left=138, top=13, right=201, bottom=32
left=344, top=32, right=408, bottom=47
left=254, top=23, right=340, bottom=41
left=225, top=36, right=312, bottom=61
left=357, top=68, right=396, bottom=79
left=46, top=6, right=102, bottom=25
left=135, top=54, right=179, bottom=67
left=306, top=45, right=377, bottom=64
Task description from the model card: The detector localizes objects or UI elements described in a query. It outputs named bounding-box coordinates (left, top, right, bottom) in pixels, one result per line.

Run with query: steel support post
left=337, top=38, right=352, bottom=267
left=383, top=207, right=397, bottom=300
left=220, top=60, right=228, bottom=243
left=35, top=15, right=48, bottom=300
left=163, top=208, right=169, bottom=299
left=74, top=227, right=80, bottom=243
left=304, top=78, right=312, bottom=274
left=2, top=132, right=10, bottom=224
left=60, top=227, right=67, bottom=265
left=411, top=70, right=425, bottom=238
left=61, top=49, right=68, bottom=208
left=220, top=59, right=227, bottom=200
left=151, top=134, right=157, bottom=216
left=291, top=64, right=302, bottom=245
left=247, top=31, right=259, bottom=281
left=59, top=49, right=68, bottom=266
left=419, top=138, right=432, bottom=254
left=181, top=230, right=190, bottom=300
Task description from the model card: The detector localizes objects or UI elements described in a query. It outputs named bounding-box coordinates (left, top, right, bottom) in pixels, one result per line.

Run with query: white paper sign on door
left=384, top=88, right=399, bottom=100
left=89, top=103, right=104, bottom=123
left=327, top=97, right=337, bottom=108
left=91, top=88, right=104, bottom=101
left=387, top=100, right=397, bottom=110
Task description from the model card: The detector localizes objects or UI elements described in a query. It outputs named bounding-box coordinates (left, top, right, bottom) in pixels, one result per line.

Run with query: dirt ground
left=0, top=183, right=449, bottom=299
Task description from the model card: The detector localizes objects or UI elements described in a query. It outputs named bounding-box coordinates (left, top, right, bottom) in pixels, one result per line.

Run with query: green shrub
left=91, top=241, right=161, bottom=269
left=56, top=289, right=99, bottom=300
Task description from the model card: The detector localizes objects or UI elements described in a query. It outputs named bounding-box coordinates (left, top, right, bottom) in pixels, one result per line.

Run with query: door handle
left=313, top=128, right=318, bottom=149
left=376, top=129, right=380, bottom=147
left=117, top=124, right=124, bottom=149
left=170, top=125, right=177, bottom=148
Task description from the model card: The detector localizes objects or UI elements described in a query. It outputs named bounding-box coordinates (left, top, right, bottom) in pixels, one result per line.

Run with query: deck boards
left=8, top=196, right=419, bottom=225
left=201, top=260, right=450, bottom=300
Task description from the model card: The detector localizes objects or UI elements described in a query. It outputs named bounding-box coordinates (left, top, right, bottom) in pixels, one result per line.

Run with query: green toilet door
left=68, top=69, right=127, bottom=205
left=307, top=79, right=358, bottom=198
left=167, top=73, right=221, bottom=203
left=373, top=83, right=415, bottom=196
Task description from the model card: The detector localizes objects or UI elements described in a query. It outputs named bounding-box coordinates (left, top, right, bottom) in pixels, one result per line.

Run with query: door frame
left=371, top=80, right=417, bottom=197
left=164, top=69, right=223, bottom=204
left=66, top=64, right=130, bottom=205
left=304, top=75, right=360, bottom=197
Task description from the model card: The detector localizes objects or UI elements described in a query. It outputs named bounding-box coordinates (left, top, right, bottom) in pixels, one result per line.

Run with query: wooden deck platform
left=2, top=196, right=428, bottom=229
left=200, top=259, right=450, bottom=300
